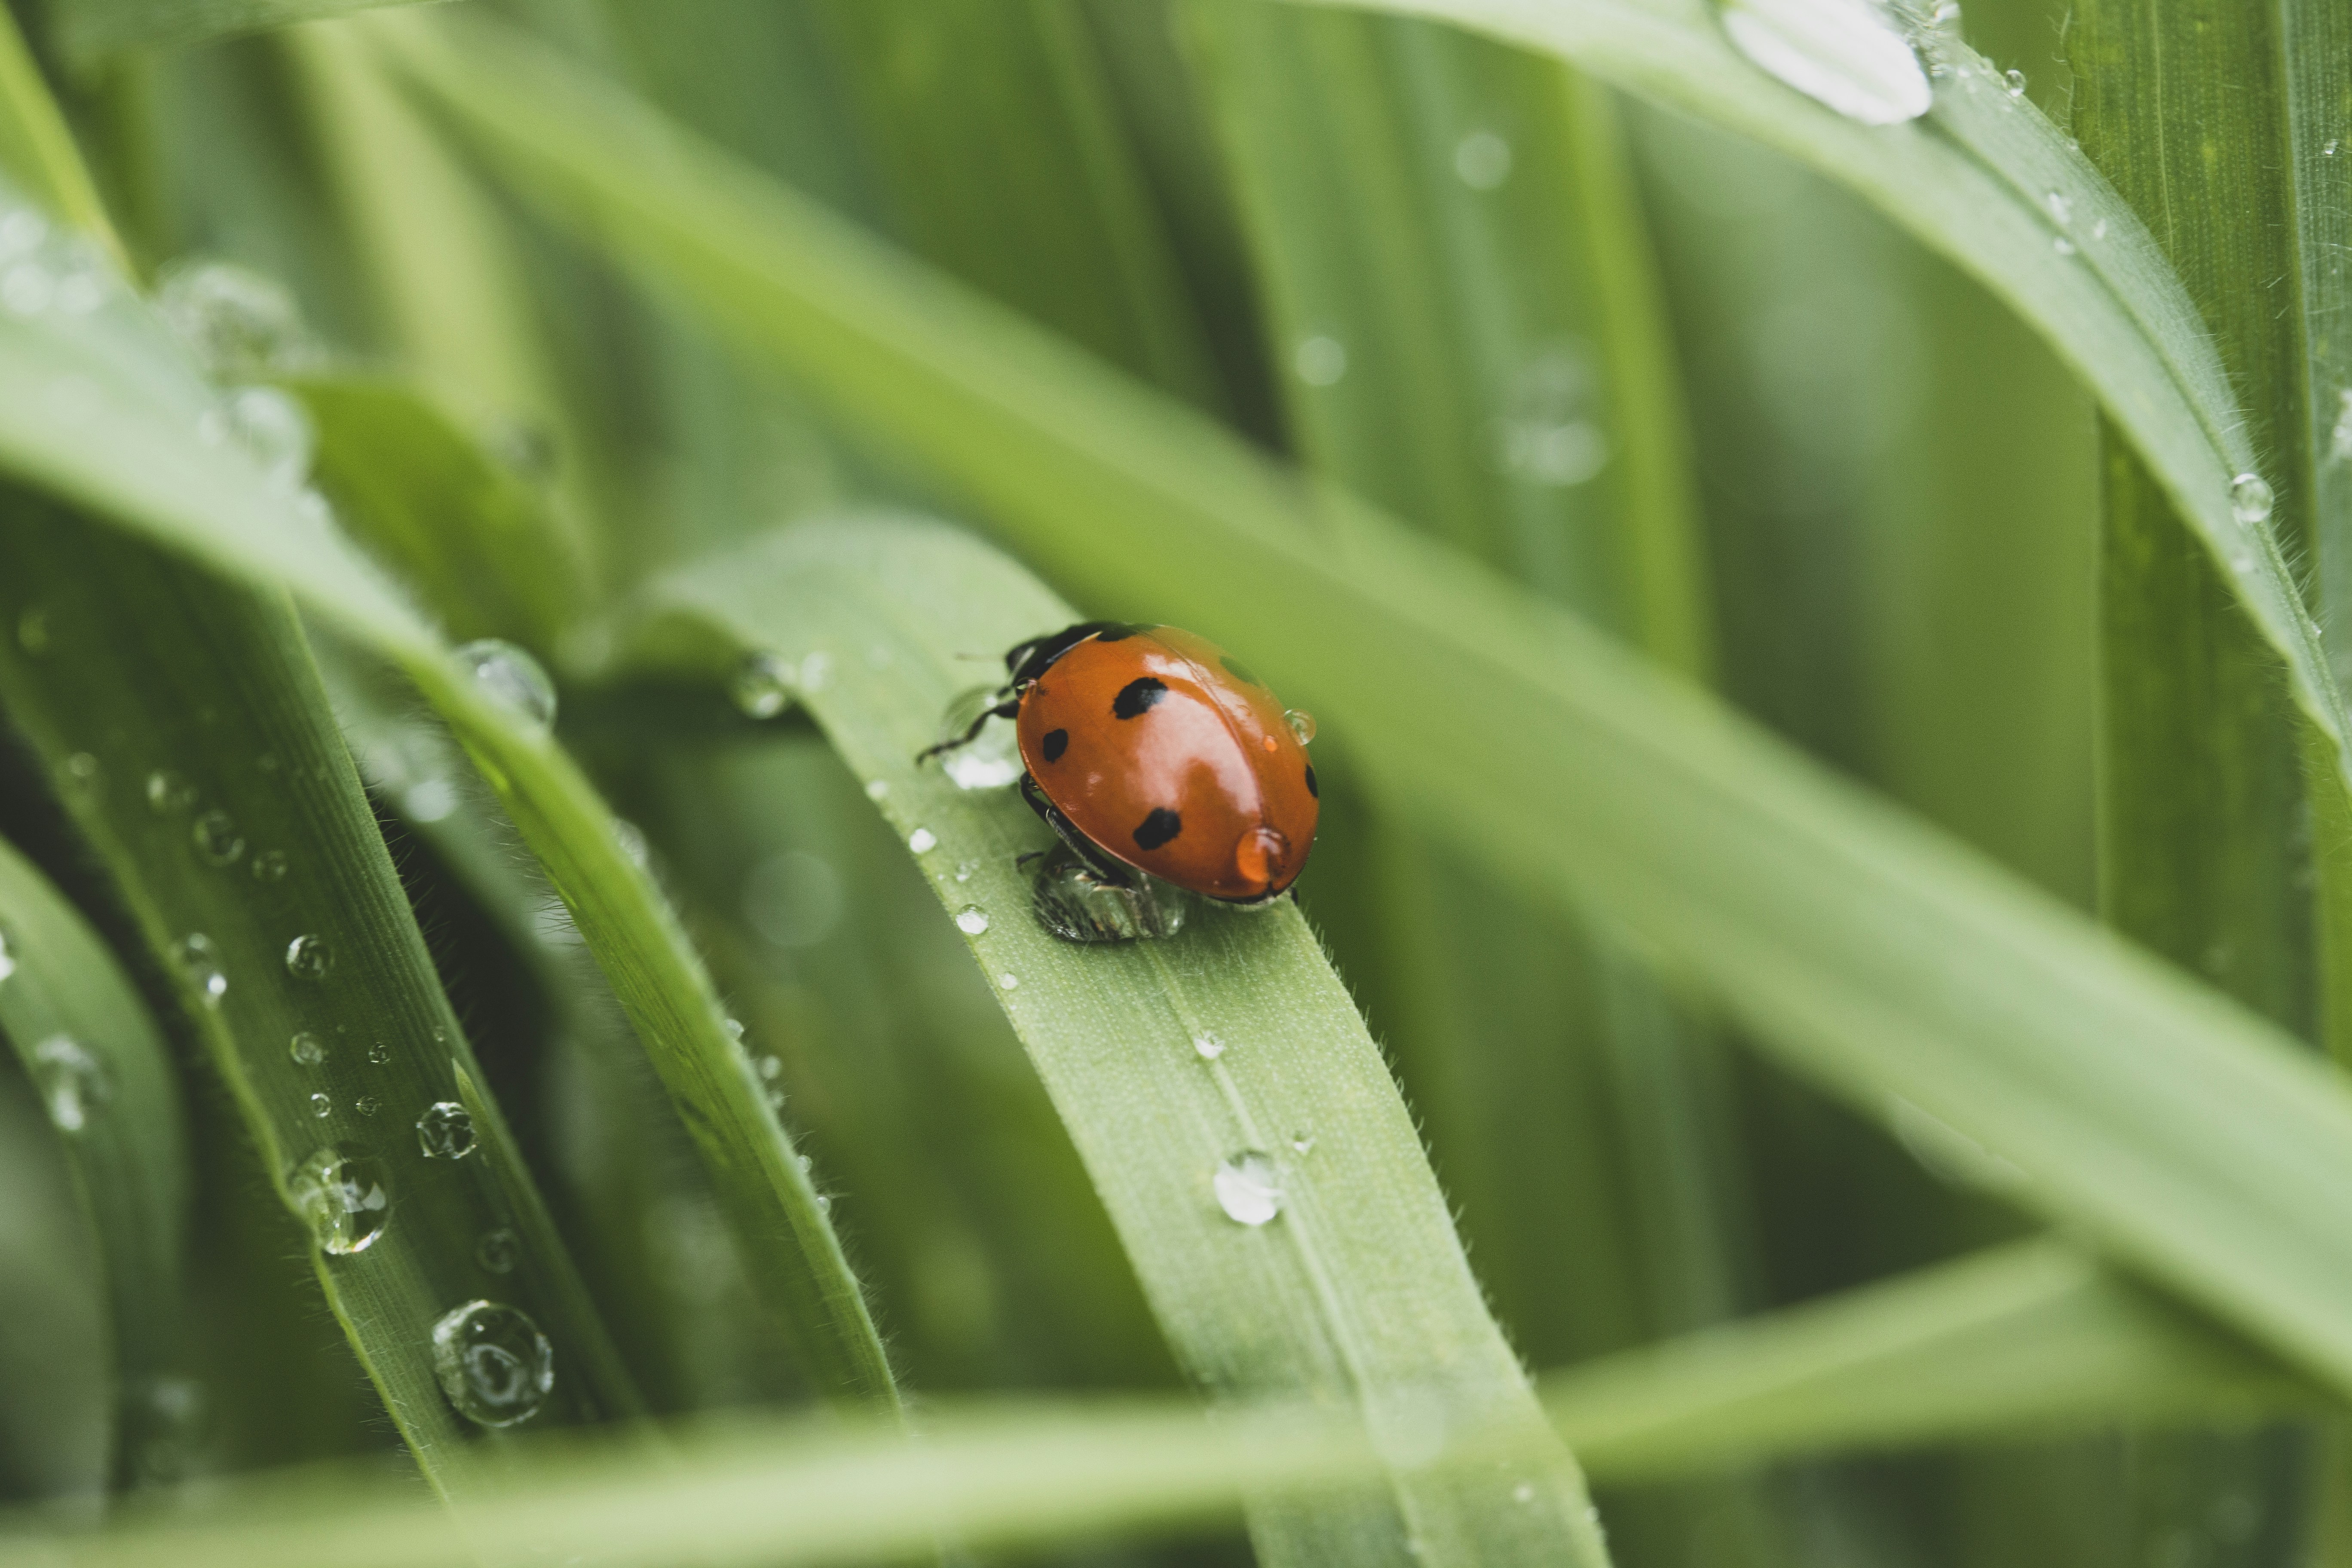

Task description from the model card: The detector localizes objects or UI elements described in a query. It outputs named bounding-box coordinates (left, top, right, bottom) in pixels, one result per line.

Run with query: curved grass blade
left=625, top=517, right=1610, bottom=1568
left=0, top=5, right=122, bottom=265
left=0, top=833, right=191, bottom=1492
left=49, top=0, right=447, bottom=67
left=357, top=18, right=2352, bottom=1399
left=0, top=504, right=639, bottom=1489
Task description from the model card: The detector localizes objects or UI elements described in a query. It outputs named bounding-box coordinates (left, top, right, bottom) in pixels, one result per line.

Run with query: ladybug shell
left=1016, top=626, right=1318, bottom=902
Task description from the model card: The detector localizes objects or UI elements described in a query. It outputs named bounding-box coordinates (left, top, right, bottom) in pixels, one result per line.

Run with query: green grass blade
left=0, top=833, right=190, bottom=1492
left=357, top=15, right=2352, bottom=1400
left=0, top=507, right=639, bottom=1489
left=625, top=517, right=1611, bottom=1568
left=49, top=0, right=448, bottom=65
left=0, top=5, right=123, bottom=267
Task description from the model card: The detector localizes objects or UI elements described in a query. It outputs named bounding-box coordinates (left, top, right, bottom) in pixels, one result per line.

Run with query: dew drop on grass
left=2053, top=236, right=2076, bottom=256
left=908, top=827, right=937, bottom=854
left=146, top=770, right=196, bottom=813
left=289, top=1032, right=325, bottom=1067
left=937, top=688, right=1023, bottom=789
left=1285, top=709, right=1317, bottom=746
left=955, top=906, right=990, bottom=935
left=32, top=1037, right=107, bottom=1132
left=226, top=385, right=314, bottom=492
left=288, top=1148, right=391, bottom=1254
left=251, top=848, right=288, bottom=882
left=456, top=639, right=557, bottom=732
left=2045, top=190, right=2072, bottom=227
left=729, top=650, right=794, bottom=718
left=2004, top=67, right=2027, bottom=96
left=1718, top=0, right=1930, bottom=126
left=955, top=861, right=977, bottom=884
left=723, top=1017, right=746, bottom=1044
left=417, top=1101, right=478, bottom=1160
left=758, top=1055, right=782, bottom=1081
left=285, top=933, right=333, bottom=980
left=309, top=1093, right=330, bottom=1118
left=613, top=818, right=649, bottom=869
left=0, top=922, right=13, bottom=982
left=2231, top=473, right=2275, bottom=525
left=999, top=972, right=1020, bottom=991
left=864, top=779, right=890, bottom=801
left=16, top=606, right=48, bottom=654
left=797, top=650, right=833, bottom=693
left=172, top=933, right=226, bottom=1006
left=1291, top=1133, right=1316, bottom=1155
left=1214, top=1152, right=1283, bottom=1226
left=367, top=1041, right=390, bottom=1066
left=1193, top=1032, right=1225, bottom=1060
left=476, top=1228, right=519, bottom=1274
left=155, top=260, right=311, bottom=376
left=1294, top=335, right=1348, bottom=386
left=431, top=1300, right=554, bottom=1428
left=1453, top=130, right=1513, bottom=190
left=355, top=1095, right=380, bottom=1117
left=192, top=809, right=244, bottom=866
left=55, top=752, right=98, bottom=797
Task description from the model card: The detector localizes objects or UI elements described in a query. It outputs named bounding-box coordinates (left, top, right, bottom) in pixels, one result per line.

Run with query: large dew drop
left=729, top=651, right=794, bottom=719
left=1030, top=844, right=1186, bottom=943
left=1719, top=0, right=1932, bottom=126
left=934, top=686, right=1023, bottom=790
left=225, top=385, right=314, bottom=493
left=284, top=933, right=334, bottom=980
left=456, top=639, right=558, bottom=732
left=1214, top=1152, right=1284, bottom=1226
left=155, top=260, right=312, bottom=377
left=32, top=1036, right=107, bottom=1133
left=288, top=1148, right=391, bottom=1255
left=431, top=1300, right=554, bottom=1428
left=2230, top=473, right=2275, bottom=526
left=416, top=1101, right=478, bottom=1160
left=192, top=808, right=245, bottom=867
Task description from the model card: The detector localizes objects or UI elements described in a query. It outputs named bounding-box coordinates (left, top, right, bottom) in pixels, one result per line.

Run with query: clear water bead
left=1291, top=1133, right=1316, bottom=1155
left=55, top=752, right=98, bottom=796
left=289, top=1032, right=325, bottom=1068
left=431, top=1300, right=554, bottom=1427
left=2230, top=473, right=2275, bottom=525
left=1719, top=0, right=1932, bottom=127
left=1453, top=131, right=1513, bottom=190
left=476, top=1228, right=519, bottom=1275
left=225, top=385, right=314, bottom=492
left=1214, top=1152, right=1284, bottom=1226
left=456, top=639, right=558, bottom=732
left=955, top=905, right=990, bottom=935
left=355, top=1095, right=380, bottom=1117
left=613, top=818, right=649, bottom=869
left=417, top=1101, right=478, bottom=1160
left=366, top=1041, right=390, bottom=1066
left=1294, top=335, right=1348, bottom=387
left=1193, top=1032, right=1225, bottom=1060
left=192, top=809, right=245, bottom=866
left=1284, top=709, right=1317, bottom=746
left=729, top=651, right=794, bottom=718
left=285, top=933, right=334, bottom=980
left=2053, top=236, right=2076, bottom=256
left=936, top=686, right=1024, bottom=789
left=865, top=778, right=890, bottom=801
left=998, top=972, right=1020, bottom=991
left=310, top=1093, right=331, bottom=1118
left=172, top=933, right=227, bottom=1006
left=32, top=1037, right=107, bottom=1133
left=2003, top=67, right=2027, bottom=97
left=908, top=827, right=937, bottom=854
left=155, top=260, right=311, bottom=376
left=797, top=649, right=833, bottom=693
left=288, top=1149, right=391, bottom=1254
left=0, top=922, right=13, bottom=983
left=2045, top=190, right=2071, bottom=227
left=146, top=770, right=196, bottom=813
left=251, top=848, right=288, bottom=882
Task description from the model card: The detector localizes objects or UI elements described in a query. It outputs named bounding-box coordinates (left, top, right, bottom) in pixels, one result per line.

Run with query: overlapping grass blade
left=0, top=834, right=190, bottom=1492
left=625, top=516, right=1610, bottom=1568
left=363, top=9, right=2352, bottom=1396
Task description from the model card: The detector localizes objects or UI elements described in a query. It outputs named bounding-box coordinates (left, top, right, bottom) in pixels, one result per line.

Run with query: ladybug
left=921, top=622, right=1318, bottom=904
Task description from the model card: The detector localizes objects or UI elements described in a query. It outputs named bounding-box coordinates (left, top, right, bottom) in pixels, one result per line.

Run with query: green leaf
left=363, top=7, right=2352, bottom=1401
left=0, top=832, right=191, bottom=1492
left=50, top=0, right=451, bottom=66
left=0, top=4, right=124, bottom=265
left=626, top=515, right=1610, bottom=1568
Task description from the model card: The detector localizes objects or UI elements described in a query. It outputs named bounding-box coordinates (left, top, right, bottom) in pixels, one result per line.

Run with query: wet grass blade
left=49, top=0, right=447, bottom=66
left=0, top=6, right=122, bottom=266
left=0, top=833, right=191, bottom=1493
left=624, top=517, right=1611, bottom=1568
left=359, top=13, right=2352, bottom=1398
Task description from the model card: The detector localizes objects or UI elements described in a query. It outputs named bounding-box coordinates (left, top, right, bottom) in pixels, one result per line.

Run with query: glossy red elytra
left=921, top=622, right=1318, bottom=904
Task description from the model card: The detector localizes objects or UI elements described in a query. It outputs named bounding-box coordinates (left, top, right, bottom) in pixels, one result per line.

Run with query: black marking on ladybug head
left=1041, top=728, right=1069, bottom=763
left=1095, top=622, right=1157, bottom=643
left=1113, top=677, right=1168, bottom=719
left=1304, top=764, right=1318, bottom=798
left=1221, top=654, right=1264, bottom=686
left=1133, top=807, right=1182, bottom=850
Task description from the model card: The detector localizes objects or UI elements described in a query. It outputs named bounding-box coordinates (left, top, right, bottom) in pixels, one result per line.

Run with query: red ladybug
left=922, top=622, right=1318, bottom=903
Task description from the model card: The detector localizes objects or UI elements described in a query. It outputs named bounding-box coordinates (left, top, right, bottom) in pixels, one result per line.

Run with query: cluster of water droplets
left=0, top=204, right=116, bottom=326
left=156, top=260, right=317, bottom=379
left=32, top=1035, right=108, bottom=1133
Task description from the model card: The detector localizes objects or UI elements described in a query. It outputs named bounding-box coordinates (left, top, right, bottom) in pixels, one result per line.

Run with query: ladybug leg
left=913, top=691, right=1020, bottom=765
left=1019, top=772, right=1138, bottom=888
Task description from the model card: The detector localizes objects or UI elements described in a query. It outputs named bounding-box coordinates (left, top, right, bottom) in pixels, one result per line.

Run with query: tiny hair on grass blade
left=618, top=514, right=1611, bottom=1568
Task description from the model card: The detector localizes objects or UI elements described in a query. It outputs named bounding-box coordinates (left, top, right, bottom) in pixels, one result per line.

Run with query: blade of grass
left=0, top=833, right=190, bottom=1492
left=353, top=16, right=2352, bottom=1400
left=50, top=0, right=448, bottom=66
left=0, top=503, right=640, bottom=1490
left=627, top=515, right=1612, bottom=1567
left=0, top=5, right=122, bottom=266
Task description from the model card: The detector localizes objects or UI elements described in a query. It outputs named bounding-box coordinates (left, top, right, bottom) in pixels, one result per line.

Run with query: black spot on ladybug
left=1041, top=728, right=1069, bottom=763
left=1096, top=622, right=1156, bottom=643
left=1133, top=807, right=1182, bottom=850
left=1113, top=677, right=1168, bottom=719
left=1304, top=764, right=1318, bottom=798
left=1221, top=655, right=1265, bottom=686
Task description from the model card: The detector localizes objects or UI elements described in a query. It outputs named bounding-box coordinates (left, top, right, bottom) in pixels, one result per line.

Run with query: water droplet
left=32, top=1037, right=107, bottom=1132
left=1213, top=1151, right=1283, bottom=1226
left=797, top=650, right=833, bottom=693
left=1291, top=1133, right=1315, bottom=1155
left=613, top=818, right=649, bottom=869
left=743, top=850, right=845, bottom=948
left=758, top=1054, right=782, bottom=1080
left=908, top=827, right=937, bottom=854
left=998, top=972, right=1020, bottom=991
left=191, top=808, right=245, bottom=866
left=722, top=1017, right=747, bottom=1044
left=55, top=752, right=98, bottom=796
left=815, top=1192, right=833, bottom=1214
left=2329, top=138, right=2342, bottom=156
left=1, top=261, right=52, bottom=316
left=366, top=1041, right=390, bottom=1065
left=1029, top=843, right=1187, bottom=943
left=2333, top=389, right=2352, bottom=463
left=355, top=1095, right=380, bottom=1117
left=456, top=639, right=557, bottom=732
left=935, top=686, right=1023, bottom=789
left=2045, top=189, right=2072, bottom=227
left=1719, top=0, right=1932, bottom=126
left=310, top=1093, right=330, bottom=1118
left=0, top=923, right=13, bottom=982
left=2053, top=236, right=2076, bottom=255
left=417, top=1101, right=478, bottom=1159
left=146, top=770, right=196, bottom=813
left=476, top=1228, right=519, bottom=1274
left=251, top=848, right=288, bottom=882
left=1513, top=1482, right=1536, bottom=1504
left=1284, top=709, right=1317, bottom=746
left=864, top=778, right=891, bottom=801
left=1453, top=130, right=1513, bottom=190
left=729, top=651, right=794, bottom=718
left=403, top=778, right=457, bottom=823
left=955, top=860, right=977, bottom=883
left=285, top=933, right=333, bottom=980
left=172, top=933, right=226, bottom=1006
left=2092, top=217, right=2109, bottom=240
left=155, top=260, right=312, bottom=376
left=288, top=1149, right=391, bottom=1254
left=1193, top=1032, right=1225, bottom=1060
left=1294, top=335, right=1348, bottom=387
left=2004, top=67, right=2027, bottom=97
left=430, top=1300, right=554, bottom=1427
left=16, top=606, right=49, bottom=655
left=225, top=386, right=313, bottom=492
left=2231, top=473, right=2275, bottom=524
left=955, top=905, right=990, bottom=935
left=289, top=1032, right=325, bottom=1067
left=1496, top=340, right=1610, bottom=487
